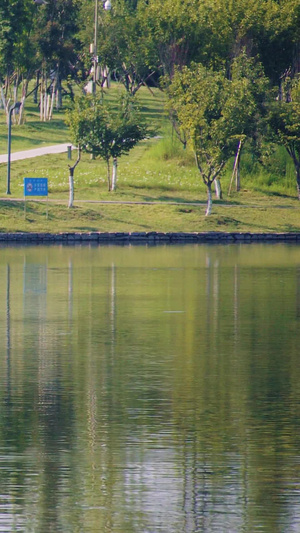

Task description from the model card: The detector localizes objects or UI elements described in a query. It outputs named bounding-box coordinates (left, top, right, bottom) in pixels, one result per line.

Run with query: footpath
left=0, top=143, right=73, bottom=164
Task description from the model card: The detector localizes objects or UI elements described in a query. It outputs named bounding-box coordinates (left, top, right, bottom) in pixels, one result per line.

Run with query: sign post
left=24, top=178, right=48, bottom=219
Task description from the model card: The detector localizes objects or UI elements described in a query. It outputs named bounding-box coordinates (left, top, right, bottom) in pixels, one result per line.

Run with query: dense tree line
left=1, top=0, right=299, bottom=110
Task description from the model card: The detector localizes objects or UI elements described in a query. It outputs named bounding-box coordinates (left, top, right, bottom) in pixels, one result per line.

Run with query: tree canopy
left=66, top=93, right=148, bottom=190
left=267, top=76, right=300, bottom=198
left=166, top=58, right=270, bottom=214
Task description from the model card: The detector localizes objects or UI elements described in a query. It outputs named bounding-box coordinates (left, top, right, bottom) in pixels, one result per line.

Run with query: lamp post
left=7, top=102, right=22, bottom=195
left=92, top=0, right=111, bottom=94
left=93, top=0, right=99, bottom=94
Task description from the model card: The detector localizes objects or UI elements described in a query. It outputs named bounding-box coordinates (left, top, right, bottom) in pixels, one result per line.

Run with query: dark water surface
left=1, top=243, right=300, bottom=533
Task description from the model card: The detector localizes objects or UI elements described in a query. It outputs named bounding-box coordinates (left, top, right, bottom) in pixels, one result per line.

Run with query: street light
left=92, top=0, right=111, bottom=94
left=7, top=101, right=22, bottom=195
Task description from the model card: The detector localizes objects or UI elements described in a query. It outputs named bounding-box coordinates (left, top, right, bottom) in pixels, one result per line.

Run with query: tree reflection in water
left=0, top=244, right=300, bottom=532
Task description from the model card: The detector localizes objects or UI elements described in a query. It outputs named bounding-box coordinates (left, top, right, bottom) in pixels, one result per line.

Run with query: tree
left=32, top=0, right=84, bottom=119
left=94, top=0, right=159, bottom=95
left=226, top=52, right=270, bottom=192
left=0, top=0, right=36, bottom=120
left=166, top=63, right=269, bottom=215
left=267, top=76, right=300, bottom=199
left=195, top=0, right=299, bottom=85
left=66, top=92, right=148, bottom=198
left=142, top=0, right=203, bottom=79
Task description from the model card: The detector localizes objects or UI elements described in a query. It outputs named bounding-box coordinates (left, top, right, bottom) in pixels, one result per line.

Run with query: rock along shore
left=1, top=231, right=300, bottom=244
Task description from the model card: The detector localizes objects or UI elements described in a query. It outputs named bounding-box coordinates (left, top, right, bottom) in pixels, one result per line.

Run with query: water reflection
left=1, top=244, right=300, bottom=532
left=5, top=264, right=11, bottom=406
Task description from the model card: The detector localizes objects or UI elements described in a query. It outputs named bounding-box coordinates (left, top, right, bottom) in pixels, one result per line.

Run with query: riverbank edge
left=1, top=231, right=300, bottom=244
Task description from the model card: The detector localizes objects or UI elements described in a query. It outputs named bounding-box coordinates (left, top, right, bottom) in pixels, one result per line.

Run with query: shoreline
left=1, top=231, right=300, bottom=244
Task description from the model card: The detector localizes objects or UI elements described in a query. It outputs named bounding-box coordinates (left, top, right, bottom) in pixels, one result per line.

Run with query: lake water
left=1, top=243, right=300, bottom=533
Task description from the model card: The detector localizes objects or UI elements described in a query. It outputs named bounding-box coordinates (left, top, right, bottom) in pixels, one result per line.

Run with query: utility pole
left=93, top=0, right=98, bottom=94
left=7, top=102, right=21, bottom=195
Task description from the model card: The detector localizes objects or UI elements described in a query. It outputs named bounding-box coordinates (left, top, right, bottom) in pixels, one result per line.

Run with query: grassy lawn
left=0, top=83, right=166, bottom=153
left=0, top=83, right=299, bottom=234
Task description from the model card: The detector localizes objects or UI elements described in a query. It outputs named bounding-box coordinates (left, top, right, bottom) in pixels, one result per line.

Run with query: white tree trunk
left=46, top=93, right=51, bottom=120
left=228, top=139, right=243, bottom=195
left=107, top=159, right=111, bottom=191
left=205, top=183, right=212, bottom=216
left=40, top=88, right=44, bottom=121
left=18, top=78, right=29, bottom=125
left=49, top=75, right=57, bottom=121
left=214, top=178, right=222, bottom=199
left=68, top=148, right=81, bottom=207
left=1, top=87, right=10, bottom=123
left=111, top=158, right=117, bottom=191
left=0, top=86, right=6, bottom=113
left=69, top=172, right=74, bottom=208
left=235, top=161, right=241, bottom=191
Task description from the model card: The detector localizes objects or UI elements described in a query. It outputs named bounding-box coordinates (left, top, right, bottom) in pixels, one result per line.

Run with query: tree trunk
left=214, top=178, right=222, bottom=199
left=69, top=168, right=74, bottom=208
left=34, top=71, right=40, bottom=104
left=206, top=182, right=213, bottom=216
left=68, top=148, right=81, bottom=208
left=0, top=86, right=6, bottom=113
left=56, top=75, right=62, bottom=110
left=228, top=139, right=243, bottom=195
left=111, top=158, right=117, bottom=191
left=236, top=160, right=241, bottom=191
left=49, top=72, right=58, bottom=120
left=288, top=147, right=300, bottom=200
left=18, top=78, right=29, bottom=125
left=107, top=159, right=111, bottom=191
left=296, top=164, right=300, bottom=201
left=40, top=81, right=44, bottom=121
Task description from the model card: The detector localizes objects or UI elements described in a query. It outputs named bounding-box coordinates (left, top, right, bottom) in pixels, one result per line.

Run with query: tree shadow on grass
left=0, top=200, right=24, bottom=212
left=208, top=214, right=300, bottom=233
left=252, top=187, right=296, bottom=200
left=126, top=190, right=204, bottom=204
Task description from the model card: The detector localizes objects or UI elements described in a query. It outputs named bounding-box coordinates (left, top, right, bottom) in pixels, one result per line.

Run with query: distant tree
left=142, top=0, right=203, bottom=79
left=94, top=0, right=159, bottom=95
left=66, top=92, right=148, bottom=201
left=176, top=0, right=299, bottom=90
left=32, top=0, right=84, bottom=118
left=0, top=0, right=36, bottom=120
left=267, top=76, right=300, bottom=199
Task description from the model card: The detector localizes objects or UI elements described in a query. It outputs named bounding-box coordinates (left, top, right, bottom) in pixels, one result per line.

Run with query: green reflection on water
left=0, top=244, right=300, bottom=532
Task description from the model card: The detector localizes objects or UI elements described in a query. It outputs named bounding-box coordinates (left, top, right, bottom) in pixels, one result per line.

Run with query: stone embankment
left=1, top=232, right=300, bottom=244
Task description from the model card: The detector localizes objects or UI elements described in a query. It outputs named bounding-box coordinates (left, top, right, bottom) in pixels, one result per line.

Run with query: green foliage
left=32, top=0, right=83, bottom=77
left=141, top=0, right=202, bottom=77
left=0, top=0, right=36, bottom=77
left=167, top=60, right=269, bottom=184
left=67, top=92, right=147, bottom=158
left=267, top=76, right=300, bottom=196
left=66, top=92, right=149, bottom=188
left=96, top=0, right=159, bottom=94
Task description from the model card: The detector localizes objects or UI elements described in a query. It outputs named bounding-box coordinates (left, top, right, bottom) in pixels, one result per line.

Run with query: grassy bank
left=0, top=85, right=299, bottom=234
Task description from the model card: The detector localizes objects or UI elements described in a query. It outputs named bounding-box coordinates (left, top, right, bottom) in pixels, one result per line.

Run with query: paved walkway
left=0, top=144, right=74, bottom=164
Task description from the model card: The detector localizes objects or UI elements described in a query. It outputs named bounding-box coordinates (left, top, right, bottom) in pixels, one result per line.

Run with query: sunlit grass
left=1, top=83, right=300, bottom=234
left=0, top=82, right=166, bottom=154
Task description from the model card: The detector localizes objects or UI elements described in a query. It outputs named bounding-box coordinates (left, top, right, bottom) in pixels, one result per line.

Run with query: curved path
left=0, top=143, right=74, bottom=164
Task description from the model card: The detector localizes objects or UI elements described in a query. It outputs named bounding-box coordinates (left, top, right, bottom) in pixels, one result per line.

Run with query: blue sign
left=24, top=178, right=48, bottom=197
